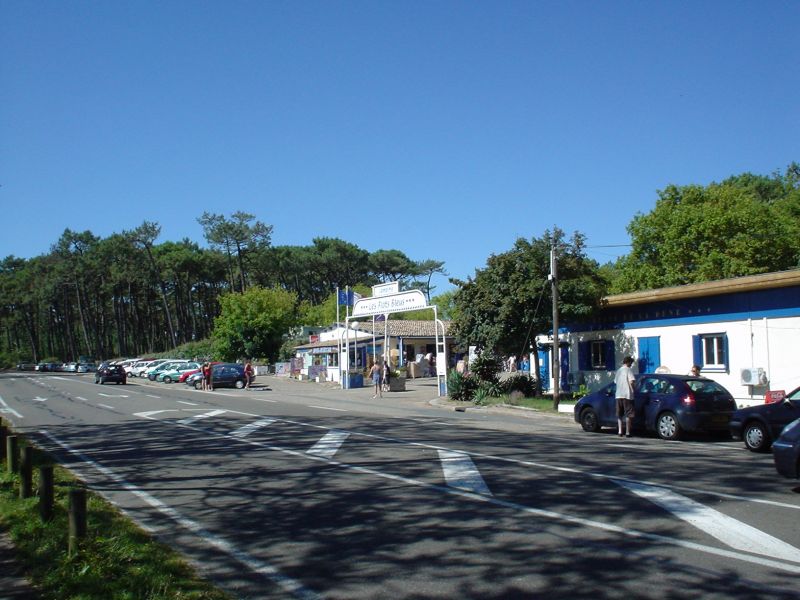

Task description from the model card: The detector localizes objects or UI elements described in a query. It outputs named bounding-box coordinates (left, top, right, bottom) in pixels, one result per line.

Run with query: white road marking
left=98, top=393, right=116, bottom=398
left=39, top=431, right=320, bottom=600
left=231, top=418, right=276, bottom=439
left=164, top=417, right=800, bottom=574
left=76, top=396, right=89, bottom=402
left=146, top=395, right=161, bottom=399
left=307, top=430, right=350, bottom=459
left=177, top=401, right=198, bottom=406
left=308, top=405, right=347, bottom=412
left=0, top=396, right=23, bottom=418
left=97, top=404, right=115, bottom=410
left=31, top=396, right=48, bottom=402
left=438, top=450, right=492, bottom=496
left=134, top=410, right=179, bottom=419
left=616, top=480, right=800, bottom=562
left=177, top=409, right=227, bottom=426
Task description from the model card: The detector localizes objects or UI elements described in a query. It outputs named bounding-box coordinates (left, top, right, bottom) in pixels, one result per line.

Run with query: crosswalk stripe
left=438, top=450, right=492, bottom=496
left=177, top=409, right=227, bottom=426
left=616, top=480, right=800, bottom=562
left=307, top=430, right=350, bottom=459
left=231, top=418, right=276, bottom=439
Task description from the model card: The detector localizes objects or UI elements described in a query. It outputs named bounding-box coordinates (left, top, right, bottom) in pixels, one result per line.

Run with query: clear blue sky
left=2, top=1, right=798, bottom=294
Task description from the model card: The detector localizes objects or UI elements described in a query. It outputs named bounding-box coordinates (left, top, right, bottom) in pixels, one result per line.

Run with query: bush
left=474, top=379, right=503, bottom=405
left=501, top=373, right=538, bottom=397
left=470, top=352, right=502, bottom=383
left=447, top=369, right=479, bottom=402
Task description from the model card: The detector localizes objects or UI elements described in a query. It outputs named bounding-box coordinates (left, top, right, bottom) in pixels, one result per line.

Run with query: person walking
left=382, top=360, right=391, bottom=392
left=369, top=361, right=382, bottom=399
left=244, top=361, right=254, bottom=389
left=204, top=362, right=214, bottom=392
left=615, top=356, right=636, bottom=437
left=200, top=363, right=208, bottom=391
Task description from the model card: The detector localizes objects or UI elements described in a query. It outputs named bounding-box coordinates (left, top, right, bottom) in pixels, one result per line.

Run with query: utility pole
left=550, top=235, right=560, bottom=410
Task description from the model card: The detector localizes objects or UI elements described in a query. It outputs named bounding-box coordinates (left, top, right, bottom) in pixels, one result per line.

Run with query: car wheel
left=743, top=421, right=771, bottom=452
left=656, top=412, right=681, bottom=440
left=580, top=407, right=600, bottom=432
left=163, top=376, right=172, bottom=384
left=234, top=379, right=245, bottom=389
left=194, top=380, right=203, bottom=390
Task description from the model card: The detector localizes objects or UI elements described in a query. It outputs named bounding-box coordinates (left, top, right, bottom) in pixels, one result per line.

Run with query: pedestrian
left=200, top=363, right=208, bottom=391
left=244, top=360, right=254, bottom=389
left=382, top=359, right=391, bottom=392
left=689, top=365, right=701, bottom=377
left=205, top=362, right=214, bottom=392
left=369, top=361, right=382, bottom=399
left=615, top=356, right=636, bottom=438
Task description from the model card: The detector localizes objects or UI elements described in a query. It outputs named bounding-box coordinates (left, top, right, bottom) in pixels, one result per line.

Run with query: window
left=590, top=341, right=606, bottom=369
left=578, top=339, right=615, bottom=371
left=692, top=333, right=729, bottom=372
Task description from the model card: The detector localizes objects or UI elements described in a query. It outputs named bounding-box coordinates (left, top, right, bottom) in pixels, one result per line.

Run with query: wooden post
left=6, top=435, right=18, bottom=473
left=68, top=488, right=87, bottom=556
left=20, top=446, right=34, bottom=498
left=0, top=425, right=7, bottom=461
left=39, top=466, right=54, bottom=522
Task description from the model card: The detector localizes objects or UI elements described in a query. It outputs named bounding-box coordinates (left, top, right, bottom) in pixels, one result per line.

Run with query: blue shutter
left=692, top=335, right=702, bottom=367
left=604, top=340, right=615, bottom=370
left=578, top=342, right=590, bottom=370
left=723, top=334, right=729, bottom=373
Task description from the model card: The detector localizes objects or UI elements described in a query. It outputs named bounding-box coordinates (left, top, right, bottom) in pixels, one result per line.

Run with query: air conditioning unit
left=740, top=368, right=767, bottom=386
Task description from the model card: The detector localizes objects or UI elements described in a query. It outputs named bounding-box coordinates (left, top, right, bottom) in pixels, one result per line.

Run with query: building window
left=590, top=341, right=606, bottom=369
left=692, top=333, right=728, bottom=372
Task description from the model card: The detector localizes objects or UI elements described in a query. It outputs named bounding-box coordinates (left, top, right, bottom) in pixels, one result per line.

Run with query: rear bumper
left=677, top=411, right=732, bottom=432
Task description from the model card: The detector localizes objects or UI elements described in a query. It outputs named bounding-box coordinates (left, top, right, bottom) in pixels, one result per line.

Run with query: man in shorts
left=614, top=356, right=636, bottom=438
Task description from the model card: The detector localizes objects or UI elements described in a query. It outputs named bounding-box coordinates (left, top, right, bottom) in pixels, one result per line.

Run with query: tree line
left=1, top=165, right=798, bottom=366
left=0, top=212, right=445, bottom=364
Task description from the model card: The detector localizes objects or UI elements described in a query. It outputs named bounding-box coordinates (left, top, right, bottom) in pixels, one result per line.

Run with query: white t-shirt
left=614, top=365, right=635, bottom=400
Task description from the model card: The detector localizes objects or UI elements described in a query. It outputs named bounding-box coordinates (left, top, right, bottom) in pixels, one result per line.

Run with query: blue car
left=574, top=373, right=736, bottom=440
left=773, top=417, right=800, bottom=479
left=729, top=386, right=800, bottom=452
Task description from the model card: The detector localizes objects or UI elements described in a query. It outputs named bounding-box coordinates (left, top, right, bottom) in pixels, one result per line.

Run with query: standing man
left=615, top=356, right=636, bottom=438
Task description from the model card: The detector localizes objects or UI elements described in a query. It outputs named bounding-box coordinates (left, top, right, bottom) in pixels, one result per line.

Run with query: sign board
left=372, top=282, right=400, bottom=297
left=765, top=390, right=786, bottom=404
left=352, top=290, right=427, bottom=317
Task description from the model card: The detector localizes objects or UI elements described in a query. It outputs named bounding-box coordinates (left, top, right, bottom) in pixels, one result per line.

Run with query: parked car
left=76, top=363, right=96, bottom=373
left=16, top=363, right=36, bottom=371
left=158, top=362, right=201, bottom=383
left=574, top=374, right=737, bottom=440
left=95, top=365, right=127, bottom=385
left=186, top=363, right=253, bottom=390
left=146, top=360, right=188, bottom=381
left=729, top=386, right=800, bottom=452
left=62, top=362, right=78, bottom=373
left=773, top=418, right=800, bottom=479
left=130, top=359, right=163, bottom=378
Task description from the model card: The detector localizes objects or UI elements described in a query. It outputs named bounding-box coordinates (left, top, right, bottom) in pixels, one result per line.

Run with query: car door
left=637, top=376, right=669, bottom=431
left=597, top=383, right=618, bottom=426
left=767, top=399, right=800, bottom=438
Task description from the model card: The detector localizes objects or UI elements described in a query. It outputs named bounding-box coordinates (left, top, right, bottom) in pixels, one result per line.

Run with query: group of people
left=369, top=359, right=392, bottom=399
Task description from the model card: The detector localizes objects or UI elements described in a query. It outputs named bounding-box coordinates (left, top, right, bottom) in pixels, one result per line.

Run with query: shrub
left=473, top=379, right=503, bottom=405
left=448, top=369, right=479, bottom=402
left=501, top=373, right=537, bottom=397
left=470, top=352, right=502, bottom=383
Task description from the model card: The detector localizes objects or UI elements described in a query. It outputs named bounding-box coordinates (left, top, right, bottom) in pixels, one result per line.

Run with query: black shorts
left=616, top=397, right=634, bottom=419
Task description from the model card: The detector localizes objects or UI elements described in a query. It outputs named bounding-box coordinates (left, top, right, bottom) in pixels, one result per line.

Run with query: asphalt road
left=1, top=372, right=799, bottom=599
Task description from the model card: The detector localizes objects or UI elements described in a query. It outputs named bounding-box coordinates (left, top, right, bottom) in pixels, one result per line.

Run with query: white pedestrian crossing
left=307, top=430, right=351, bottom=459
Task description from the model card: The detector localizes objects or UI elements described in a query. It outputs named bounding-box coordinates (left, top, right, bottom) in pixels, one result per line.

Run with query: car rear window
left=686, top=379, right=729, bottom=395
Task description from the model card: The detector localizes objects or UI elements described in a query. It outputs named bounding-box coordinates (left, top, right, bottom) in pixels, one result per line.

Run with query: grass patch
left=0, top=435, right=231, bottom=600
left=476, top=394, right=561, bottom=412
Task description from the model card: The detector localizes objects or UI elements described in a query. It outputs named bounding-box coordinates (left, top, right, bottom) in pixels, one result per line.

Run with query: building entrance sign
left=352, top=290, right=427, bottom=317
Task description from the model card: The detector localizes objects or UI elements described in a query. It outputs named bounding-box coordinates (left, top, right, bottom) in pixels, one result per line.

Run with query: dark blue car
left=729, top=386, right=800, bottom=452
left=773, top=417, right=800, bottom=479
left=574, top=374, right=736, bottom=440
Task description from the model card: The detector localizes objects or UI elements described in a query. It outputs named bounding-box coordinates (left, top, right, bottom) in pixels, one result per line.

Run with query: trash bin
left=344, top=372, right=363, bottom=389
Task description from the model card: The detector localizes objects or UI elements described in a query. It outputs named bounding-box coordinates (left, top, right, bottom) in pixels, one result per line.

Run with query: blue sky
left=2, top=1, right=798, bottom=294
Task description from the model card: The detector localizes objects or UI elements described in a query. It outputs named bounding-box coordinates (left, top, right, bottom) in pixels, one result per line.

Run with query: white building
left=539, top=269, right=800, bottom=408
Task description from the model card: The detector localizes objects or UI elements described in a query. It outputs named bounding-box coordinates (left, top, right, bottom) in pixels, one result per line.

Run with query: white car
left=131, top=359, right=168, bottom=378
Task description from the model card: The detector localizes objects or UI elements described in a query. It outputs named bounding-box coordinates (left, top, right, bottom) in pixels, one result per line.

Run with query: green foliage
left=612, top=164, right=800, bottom=292
left=450, top=228, right=605, bottom=356
left=501, top=373, right=538, bottom=397
left=212, top=286, right=300, bottom=362
left=170, top=339, right=217, bottom=361
left=469, top=352, right=503, bottom=384
left=447, top=369, right=479, bottom=402
left=473, top=379, right=504, bottom=405
left=571, top=383, right=589, bottom=400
